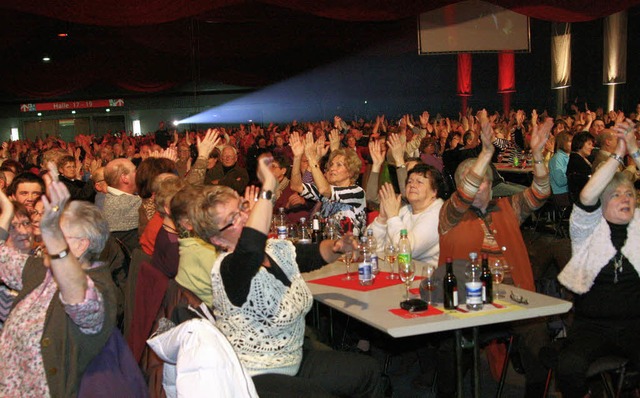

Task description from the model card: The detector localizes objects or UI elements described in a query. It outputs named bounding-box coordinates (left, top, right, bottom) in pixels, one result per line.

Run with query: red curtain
left=498, top=51, right=516, bottom=115
left=457, top=53, right=472, bottom=115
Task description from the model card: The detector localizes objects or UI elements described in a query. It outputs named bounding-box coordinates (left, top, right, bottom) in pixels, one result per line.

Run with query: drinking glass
left=342, top=251, right=354, bottom=281
left=385, top=242, right=398, bottom=280
left=491, top=260, right=506, bottom=299
left=399, top=260, right=416, bottom=300
left=421, top=265, right=436, bottom=304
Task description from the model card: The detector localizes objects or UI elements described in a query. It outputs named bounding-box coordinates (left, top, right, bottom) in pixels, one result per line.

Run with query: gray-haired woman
left=557, top=119, right=640, bottom=398
left=0, top=170, right=116, bottom=397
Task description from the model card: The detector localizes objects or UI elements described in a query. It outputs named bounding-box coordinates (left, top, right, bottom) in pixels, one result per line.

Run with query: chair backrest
left=98, top=236, right=130, bottom=331
left=122, top=248, right=152, bottom=340
left=141, top=280, right=205, bottom=398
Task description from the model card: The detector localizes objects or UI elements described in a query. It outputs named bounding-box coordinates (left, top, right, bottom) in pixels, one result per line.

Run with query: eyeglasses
left=30, top=209, right=43, bottom=217
left=10, top=220, right=32, bottom=231
left=219, top=199, right=251, bottom=232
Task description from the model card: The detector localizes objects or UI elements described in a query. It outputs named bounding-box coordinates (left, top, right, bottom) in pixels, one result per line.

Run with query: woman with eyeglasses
left=188, top=155, right=383, bottom=397
left=0, top=167, right=116, bottom=397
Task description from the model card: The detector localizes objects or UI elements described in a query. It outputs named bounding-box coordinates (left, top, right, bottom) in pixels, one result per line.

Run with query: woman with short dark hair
left=566, top=131, right=595, bottom=202
left=368, top=164, right=445, bottom=267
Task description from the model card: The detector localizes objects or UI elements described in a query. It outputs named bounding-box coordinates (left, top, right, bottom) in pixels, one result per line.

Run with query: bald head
left=104, top=158, right=137, bottom=194
left=596, top=129, right=616, bottom=152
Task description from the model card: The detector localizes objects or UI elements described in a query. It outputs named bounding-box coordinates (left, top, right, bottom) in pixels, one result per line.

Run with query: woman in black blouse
left=566, top=131, right=595, bottom=202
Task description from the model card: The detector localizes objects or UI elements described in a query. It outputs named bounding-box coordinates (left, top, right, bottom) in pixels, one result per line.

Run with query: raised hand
left=329, top=129, right=341, bottom=151
left=290, top=131, right=304, bottom=158
left=379, top=182, right=401, bottom=219
left=612, top=118, right=638, bottom=155
left=516, top=110, right=525, bottom=127
left=387, top=134, right=405, bottom=165
left=303, top=132, right=319, bottom=164
left=368, top=139, right=386, bottom=169
left=197, top=128, right=221, bottom=159
left=530, top=117, right=554, bottom=156
left=256, top=154, right=277, bottom=192
left=40, top=162, right=70, bottom=236
left=243, top=185, right=260, bottom=211
left=477, top=109, right=494, bottom=154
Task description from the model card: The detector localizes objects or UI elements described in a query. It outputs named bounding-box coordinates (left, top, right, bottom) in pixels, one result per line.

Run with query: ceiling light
left=106, top=108, right=110, bottom=112
left=37, top=112, right=42, bottom=116
left=57, top=33, right=68, bottom=38
left=71, top=110, right=76, bottom=114
left=42, top=56, right=51, bottom=62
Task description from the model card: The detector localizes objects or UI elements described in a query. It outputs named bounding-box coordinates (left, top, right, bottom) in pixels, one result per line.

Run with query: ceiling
left=0, top=0, right=637, bottom=103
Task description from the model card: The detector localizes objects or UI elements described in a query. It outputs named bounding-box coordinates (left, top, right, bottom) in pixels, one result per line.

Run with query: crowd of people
left=0, top=103, right=639, bottom=397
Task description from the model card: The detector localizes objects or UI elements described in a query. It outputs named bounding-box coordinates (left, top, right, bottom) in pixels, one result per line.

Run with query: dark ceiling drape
left=0, top=0, right=637, bottom=99
left=3, top=0, right=638, bottom=25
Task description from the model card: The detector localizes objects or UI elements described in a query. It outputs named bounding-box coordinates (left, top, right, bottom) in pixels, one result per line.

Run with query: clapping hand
left=530, top=117, right=554, bottom=156
left=368, top=139, right=386, bottom=170
left=379, top=182, right=401, bottom=219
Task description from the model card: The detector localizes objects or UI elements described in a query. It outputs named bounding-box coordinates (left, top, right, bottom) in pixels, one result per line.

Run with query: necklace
left=613, top=252, right=624, bottom=284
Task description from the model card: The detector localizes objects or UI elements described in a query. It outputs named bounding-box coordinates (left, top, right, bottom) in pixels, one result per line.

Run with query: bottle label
left=371, top=254, right=378, bottom=275
left=398, top=253, right=411, bottom=266
left=465, top=281, right=483, bottom=305
left=276, top=225, right=287, bottom=239
left=482, top=284, right=486, bottom=302
left=359, top=262, right=372, bottom=284
left=453, top=289, right=458, bottom=307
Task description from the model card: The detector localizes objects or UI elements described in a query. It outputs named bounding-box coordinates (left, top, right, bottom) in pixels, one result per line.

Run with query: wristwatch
left=259, top=190, right=273, bottom=201
left=49, top=246, right=70, bottom=260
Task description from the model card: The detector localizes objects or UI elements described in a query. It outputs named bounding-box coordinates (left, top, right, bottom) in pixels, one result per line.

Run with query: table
left=494, top=163, right=533, bottom=174
left=304, top=262, right=572, bottom=397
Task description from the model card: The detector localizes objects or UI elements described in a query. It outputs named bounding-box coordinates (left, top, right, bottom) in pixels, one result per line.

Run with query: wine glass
left=421, top=265, right=436, bottom=304
left=342, top=250, right=354, bottom=281
left=385, top=241, right=398, bottom=280
left=491, top=260, right=506, bottom=299
left=399, top=260, right=416, bottom=300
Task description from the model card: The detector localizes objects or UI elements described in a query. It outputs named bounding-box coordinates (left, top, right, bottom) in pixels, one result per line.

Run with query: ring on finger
left=51, top=205, right=60, bottom=213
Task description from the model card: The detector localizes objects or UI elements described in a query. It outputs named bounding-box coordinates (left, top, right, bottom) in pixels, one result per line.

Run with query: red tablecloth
left=389, top=306, right=444, bottom=319
left=307, top=271, right=422, bottom=292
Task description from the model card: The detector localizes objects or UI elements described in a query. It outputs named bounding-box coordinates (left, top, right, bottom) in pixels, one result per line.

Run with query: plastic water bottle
left=366, top=229, right=379, bottom=276
left=276, top=207, right=288, bottom=239
left=397, top=229, right=411, bottom=274
left=465, top=252, right=483, bottom=311
left=358, top=236, right=373, bottom=286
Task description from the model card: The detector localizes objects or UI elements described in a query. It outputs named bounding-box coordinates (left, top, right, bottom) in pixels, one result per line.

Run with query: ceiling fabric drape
left=0, top=0, right=637, bottom=99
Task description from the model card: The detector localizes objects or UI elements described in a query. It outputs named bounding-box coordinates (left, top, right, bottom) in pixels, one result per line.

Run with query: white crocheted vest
left=211, top=239, right=313, bottom=376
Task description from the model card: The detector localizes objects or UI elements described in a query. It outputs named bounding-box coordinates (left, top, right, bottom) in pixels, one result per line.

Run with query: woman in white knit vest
left=189, top=155, right=383, bottom=398
left=556, top=118, right=640, bottom=398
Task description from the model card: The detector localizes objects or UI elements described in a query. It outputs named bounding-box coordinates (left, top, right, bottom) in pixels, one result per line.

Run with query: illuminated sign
left=20, top=99, right=124, bottom=112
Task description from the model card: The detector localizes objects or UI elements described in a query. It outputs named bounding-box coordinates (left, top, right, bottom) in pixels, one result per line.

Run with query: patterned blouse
left=0, top=244, right=105, bottom=397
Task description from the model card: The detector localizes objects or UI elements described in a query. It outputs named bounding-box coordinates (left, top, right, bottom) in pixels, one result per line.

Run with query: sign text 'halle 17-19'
left=19, top=99, right=124, bottom=113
